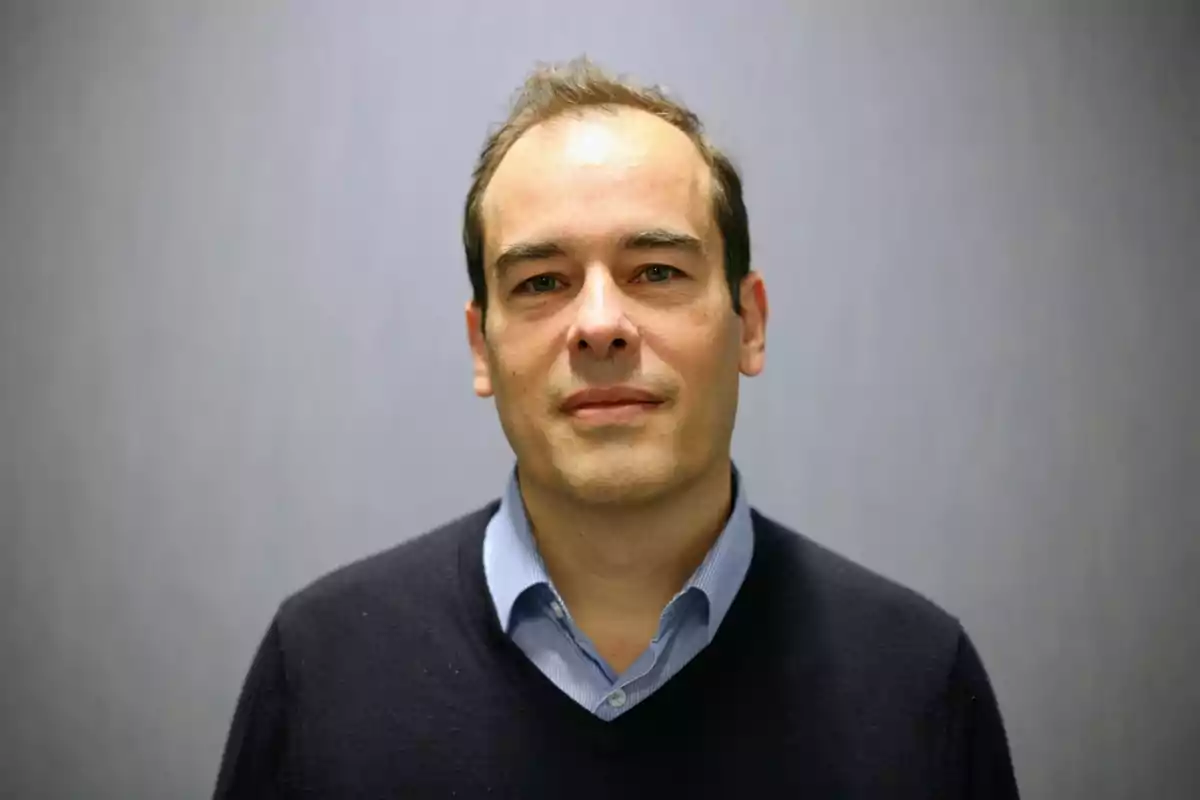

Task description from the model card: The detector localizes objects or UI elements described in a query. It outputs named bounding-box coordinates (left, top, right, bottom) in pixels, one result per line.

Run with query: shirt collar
left=482, top=472, right=551, bottom=634
left=482, top=464, right=755, bottom=641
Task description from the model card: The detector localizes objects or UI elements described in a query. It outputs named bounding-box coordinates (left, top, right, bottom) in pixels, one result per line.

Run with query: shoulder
left=274, top=500, right=499, bottom=634
left=750, top=507, right=963, bottom=654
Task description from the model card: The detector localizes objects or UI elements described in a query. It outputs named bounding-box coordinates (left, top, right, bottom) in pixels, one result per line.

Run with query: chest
left=281, top=645, right=939, bottom=799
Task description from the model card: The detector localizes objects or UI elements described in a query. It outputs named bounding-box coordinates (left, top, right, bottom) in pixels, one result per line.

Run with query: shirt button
left=607, top=688, right=627, bottom=709
left=549, top=600, right=565, bottom=619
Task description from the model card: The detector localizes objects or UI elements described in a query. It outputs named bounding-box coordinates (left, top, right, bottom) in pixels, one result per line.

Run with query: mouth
left=561, top=386, right=666, bottom=424
left=567, top=401, right=662, bottom=424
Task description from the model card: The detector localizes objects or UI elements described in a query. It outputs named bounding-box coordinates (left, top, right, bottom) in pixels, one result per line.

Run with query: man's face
left=467, top=108, right=767, bottom=505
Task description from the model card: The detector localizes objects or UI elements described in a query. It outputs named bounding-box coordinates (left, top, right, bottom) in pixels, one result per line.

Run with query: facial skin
left=466, top=107, right=767, bottom=511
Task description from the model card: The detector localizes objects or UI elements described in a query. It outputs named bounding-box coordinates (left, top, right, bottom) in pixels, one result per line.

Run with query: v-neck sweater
left=213, top=501, right=1019, bottom=798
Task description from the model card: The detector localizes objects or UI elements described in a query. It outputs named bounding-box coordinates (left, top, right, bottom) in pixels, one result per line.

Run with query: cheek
left=487, top=332, right=558, bottom=414
left=646, top=304, right=738, bottom=385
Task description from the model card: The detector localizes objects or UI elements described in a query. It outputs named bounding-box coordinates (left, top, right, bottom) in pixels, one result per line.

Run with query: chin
left=552, top=445, right=685, bottom=506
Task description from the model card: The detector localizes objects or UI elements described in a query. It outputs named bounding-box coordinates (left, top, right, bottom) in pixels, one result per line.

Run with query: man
left=214, top=58, right=1019, bottom=798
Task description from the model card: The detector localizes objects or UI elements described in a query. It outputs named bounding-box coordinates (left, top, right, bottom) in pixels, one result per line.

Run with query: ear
left=465, top=301, right=494, bottom=398
left=737, top=271, right=768, bottom=377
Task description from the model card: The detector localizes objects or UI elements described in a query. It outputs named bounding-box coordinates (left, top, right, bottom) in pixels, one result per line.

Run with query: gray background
left=2, top=1, right=1198, bottom=797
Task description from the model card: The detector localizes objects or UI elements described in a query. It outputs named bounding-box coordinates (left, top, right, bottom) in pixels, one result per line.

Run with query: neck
left=517, top=460, right=735, bottom=636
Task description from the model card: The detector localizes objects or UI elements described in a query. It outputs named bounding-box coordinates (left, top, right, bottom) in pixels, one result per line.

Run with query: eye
left=515, top=274, right=565, bottom=295
left=636, top=264, right=684, bottom=283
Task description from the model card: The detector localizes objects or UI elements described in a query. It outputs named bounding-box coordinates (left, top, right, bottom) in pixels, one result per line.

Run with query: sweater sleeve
left=944, top=628, right=1021, bottom=799
left=212, top=617, right=290, bottom=800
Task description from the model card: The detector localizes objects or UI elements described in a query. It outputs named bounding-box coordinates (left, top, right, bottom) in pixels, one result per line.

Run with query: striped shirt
left=482, top=466, right=754, bottom=720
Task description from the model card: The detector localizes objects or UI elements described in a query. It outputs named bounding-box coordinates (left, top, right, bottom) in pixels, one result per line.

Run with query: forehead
left=480, top=108, right=716, bottom=257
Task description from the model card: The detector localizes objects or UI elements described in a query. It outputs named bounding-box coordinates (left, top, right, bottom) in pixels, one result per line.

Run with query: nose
left=568, top=267, right=640, bottom=359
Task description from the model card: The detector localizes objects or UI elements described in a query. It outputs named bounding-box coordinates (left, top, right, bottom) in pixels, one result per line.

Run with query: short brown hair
left=462, top=57, right=750, bottom=324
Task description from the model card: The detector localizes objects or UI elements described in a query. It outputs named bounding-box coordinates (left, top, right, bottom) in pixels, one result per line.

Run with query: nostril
left=576, top=337, right=626, bottom=353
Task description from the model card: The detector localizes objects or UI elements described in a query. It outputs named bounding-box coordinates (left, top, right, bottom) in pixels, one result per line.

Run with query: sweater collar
left=482, top=464, right=755, bottom=642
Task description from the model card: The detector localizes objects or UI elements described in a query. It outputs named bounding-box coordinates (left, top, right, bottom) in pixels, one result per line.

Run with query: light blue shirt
left=482, top=466, right=755, bottom=721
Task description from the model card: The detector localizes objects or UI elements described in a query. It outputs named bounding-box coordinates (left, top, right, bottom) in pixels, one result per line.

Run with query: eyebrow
left=492, top=228, right=705, bottom=277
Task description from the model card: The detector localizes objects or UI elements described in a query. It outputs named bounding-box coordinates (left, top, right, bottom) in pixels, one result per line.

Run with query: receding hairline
left=476, top=105, right=722, bottom=261
left=463, top=57, right=749, bottom=318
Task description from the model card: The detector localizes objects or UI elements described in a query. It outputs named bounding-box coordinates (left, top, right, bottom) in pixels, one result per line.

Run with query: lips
left=561, top=386, right=665, bottom=417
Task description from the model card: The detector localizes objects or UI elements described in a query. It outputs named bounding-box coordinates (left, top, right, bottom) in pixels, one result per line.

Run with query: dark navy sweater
left=214, top=502, right=1019, bottom=798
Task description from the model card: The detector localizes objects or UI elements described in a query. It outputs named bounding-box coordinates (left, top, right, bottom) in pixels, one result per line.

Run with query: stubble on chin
left=548, top=434, right=684, bottom=506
